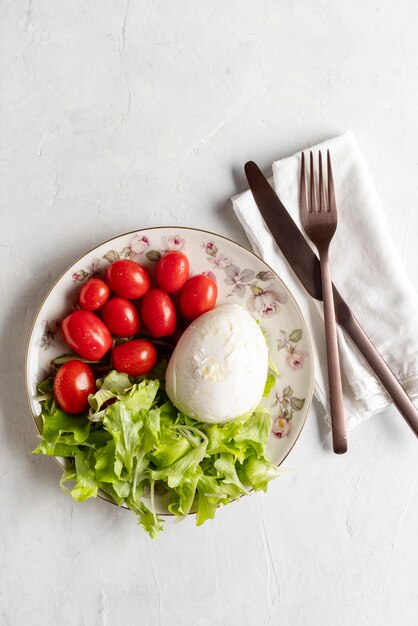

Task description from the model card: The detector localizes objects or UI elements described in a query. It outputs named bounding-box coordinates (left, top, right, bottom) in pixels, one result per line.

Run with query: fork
left=300, top=150, right=347, bottom=454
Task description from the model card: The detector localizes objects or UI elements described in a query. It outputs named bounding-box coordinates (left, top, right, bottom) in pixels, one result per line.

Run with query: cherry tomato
left=178, top=274, right=218, bottom=320
left=54, top=360, right=96, bottom=414
left=101, top=297, right=140, bottom=338
left=139, top=289, right=176, bottom=337
left=105, top=260, right=150, bottom=299
left=62, top=310, right=112, bottom=361
left=79, top=278, right=110, bottom=311
left=112, top=339, right=157, bottom=376
left=156, top=251, right=190, bottom=293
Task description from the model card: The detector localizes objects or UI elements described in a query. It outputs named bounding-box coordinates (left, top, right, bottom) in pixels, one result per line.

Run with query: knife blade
left=245, top=160, right=418, bottom=437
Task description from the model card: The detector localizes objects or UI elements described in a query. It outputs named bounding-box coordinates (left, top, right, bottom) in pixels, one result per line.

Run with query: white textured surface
left=1, top=2, right=418, bottom=625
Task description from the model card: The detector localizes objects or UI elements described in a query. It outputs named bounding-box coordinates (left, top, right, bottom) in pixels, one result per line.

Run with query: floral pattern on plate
left=38, top=319, right=62, bottom=349
left=272, top=385, right=306, bottom=439
left=278, top=328, right=309, bottom=371
left=71, top=233, right=188, bottom=280
left=203, top=240, right=288, bottom=317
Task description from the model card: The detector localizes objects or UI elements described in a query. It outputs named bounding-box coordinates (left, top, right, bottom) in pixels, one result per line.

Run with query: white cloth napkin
left=232, top=131, right=418, bottom=430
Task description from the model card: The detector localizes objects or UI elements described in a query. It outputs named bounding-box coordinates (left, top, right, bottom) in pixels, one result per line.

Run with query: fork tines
left=300, top=150, right=336, bottom=214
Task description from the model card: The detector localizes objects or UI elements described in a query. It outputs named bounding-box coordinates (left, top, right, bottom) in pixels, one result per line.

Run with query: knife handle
left=335, top=295, right=418, bottom=437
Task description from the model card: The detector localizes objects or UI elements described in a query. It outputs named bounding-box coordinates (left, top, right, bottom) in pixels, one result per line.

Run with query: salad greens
left=33, top=363, right=281, bottom=538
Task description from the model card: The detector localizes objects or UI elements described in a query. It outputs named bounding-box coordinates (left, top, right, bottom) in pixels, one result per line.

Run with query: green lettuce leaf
left=35, top=377, right=54, bottom=401
left=127, top=497, right=164, bottom=539
left=241, top=455, right=282, bottom=492
left=98, top=370, right=133, bottom=395
left=206, top=422, right=246, bottom=461
left=123, top=380, right=159, bottom=415
left=41, top=402, right=90, bottom=445
left=98, top=376, right=160, bottom=471
left=60, top=451, right=98, bottom=501
left=214, top=453, right=249, bottom=495
left=149, top=426, right=192, bottom=468
left=37, top=378, right=54, bottom=395
left=233, top=407, right=272, bottom=457
left=86, top=428, right=112, bottom=448
left=196, top=476, right=224, bottom=526
left=103, top=402, right=143, bottom=474
left=99, top=482, right=125, bottom=506
left=263, top=373, right=276, bottom=397
left=168, top=473, right=201, bottom=517
left=94, top=440, right=119, bottom=483
left=32, top=440, right=79, bottom=457
left=151, top=441, right=208, bottom=488
left=88, top=370, right=133, bottom=419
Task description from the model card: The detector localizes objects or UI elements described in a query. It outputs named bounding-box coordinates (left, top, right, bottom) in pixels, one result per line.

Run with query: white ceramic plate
left=26, top=227, right=314, bottom=512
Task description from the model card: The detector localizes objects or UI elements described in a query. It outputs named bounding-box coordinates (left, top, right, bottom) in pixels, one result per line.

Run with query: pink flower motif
left=202, top=271, right=217, bottom=283
left=272, top=417, right=291, bottom=439
left=285, top=349, right=308, bottom=370
left=249, top=287, right=287, bottom=317
left=129, top=234, right=150, bottom=257
left=162, top=235, right=185, bottom=251
left=204, top=241, right=218, bottom=256
left=72, top=270, right=89, bottom=282
left=209, top=252, right=233, bottom=269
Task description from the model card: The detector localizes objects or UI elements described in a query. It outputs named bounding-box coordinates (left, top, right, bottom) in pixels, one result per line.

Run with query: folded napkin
left=232, top=131, right=418, bottom=430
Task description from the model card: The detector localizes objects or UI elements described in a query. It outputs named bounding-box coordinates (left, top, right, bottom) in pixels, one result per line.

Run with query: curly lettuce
left=32, top=366, right=281, bottom=538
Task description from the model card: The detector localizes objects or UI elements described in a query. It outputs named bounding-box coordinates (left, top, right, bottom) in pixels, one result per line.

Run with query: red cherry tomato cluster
left=56, top=251, right=218, bottom=413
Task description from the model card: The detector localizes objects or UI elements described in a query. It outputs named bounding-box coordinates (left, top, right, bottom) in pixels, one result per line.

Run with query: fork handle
left=334, top=294, right=418, bottom=437
left=320, top=249, right=347, bottom=454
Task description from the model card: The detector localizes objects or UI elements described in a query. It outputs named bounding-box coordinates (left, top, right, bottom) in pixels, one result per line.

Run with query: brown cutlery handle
left=334, top=295, right=418, bottom=437
left=320, top=250, right=347, bottom=454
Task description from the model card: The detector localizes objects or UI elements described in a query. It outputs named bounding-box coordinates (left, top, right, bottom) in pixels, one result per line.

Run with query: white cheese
left=165, top=303, right=268, bottom=423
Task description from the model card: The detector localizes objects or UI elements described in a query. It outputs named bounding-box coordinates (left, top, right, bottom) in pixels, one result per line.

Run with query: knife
left=245, top=161, right=418, bottom=437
